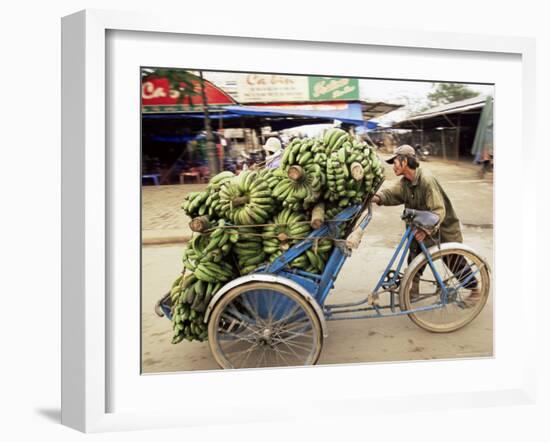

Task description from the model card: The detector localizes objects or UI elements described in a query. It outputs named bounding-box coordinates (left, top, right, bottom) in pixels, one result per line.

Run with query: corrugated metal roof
left=361, top=101, right=403, bottom=119
left=395, top=95, right=489, bottom=124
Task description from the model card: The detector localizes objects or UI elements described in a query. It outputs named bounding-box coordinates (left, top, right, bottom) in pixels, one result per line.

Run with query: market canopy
left=220, top=102, right=367, bottom=125
left=391, top=95, right=489, bottom=130
left=142, top=103, right=379, bottom=130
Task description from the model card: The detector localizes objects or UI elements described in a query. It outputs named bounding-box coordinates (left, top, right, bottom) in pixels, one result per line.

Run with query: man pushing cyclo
left=369, top=144, right=482, bottom=308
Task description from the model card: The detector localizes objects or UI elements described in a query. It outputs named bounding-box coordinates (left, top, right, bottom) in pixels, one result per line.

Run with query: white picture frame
left=61, top=9, right=538, bottom=433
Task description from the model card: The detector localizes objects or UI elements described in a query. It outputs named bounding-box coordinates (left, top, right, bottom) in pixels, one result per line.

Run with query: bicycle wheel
left=208, top=282, right=323, bottom=369
left=400, top=245, right=490, bottom=333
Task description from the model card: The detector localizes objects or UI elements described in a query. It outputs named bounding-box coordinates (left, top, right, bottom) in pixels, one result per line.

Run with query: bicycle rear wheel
left=208, top=282, right=323, bottom=369
left=400, top=245, right=490, bottom=333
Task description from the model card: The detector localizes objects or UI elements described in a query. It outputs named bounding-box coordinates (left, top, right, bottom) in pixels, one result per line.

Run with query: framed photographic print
left=62, top=9, right=537, bottom=433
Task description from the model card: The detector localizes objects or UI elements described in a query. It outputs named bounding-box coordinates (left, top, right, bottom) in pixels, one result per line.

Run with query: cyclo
left=157, top=191, right=491, bottom=369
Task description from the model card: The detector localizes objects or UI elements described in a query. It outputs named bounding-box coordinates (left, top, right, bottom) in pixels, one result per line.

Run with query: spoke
left=233, top=345, right=262, bottom=368
left=266, top=291, right=277, bottom=326
left=252, top=289, right=262, bottom=318
left=221, top=311, right=264, bottom=338
left=273, top=326, right=313, bottom=341
left=271, top=345, right=301, bottom=360
left=219, top=330, right=257, bottom=345
left=446, top=254, right=458, bottom=274
left=270, top=344, right=293, bottom=366
left=453, top=264, right=482, bottom=290
left=441, top=258, right=454, bottom=290
left=269, top=304, right=303, bottom=328
left=226, top=303, right=254, bottom=323
left=223, top=344, right=255, bottom=356
left=275, top=317, right=310, bottom=332
left=269, top=347, right=296, bottom=357
left=234, top=342, right=260, bottom=368
left=219, top=339, right=248, bottom=354
left=283, top=342, right=311, bottom=361
left=271, top=337, right=313, bottom=352
left=256, top=346, right=268, bottom=368
left=240, top=295, right=265, bottom=326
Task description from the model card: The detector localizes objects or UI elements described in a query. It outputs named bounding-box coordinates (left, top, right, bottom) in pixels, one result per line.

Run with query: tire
left=208, top=282, right=323, bottom=369
left=399, top=245, right=490, bottom=333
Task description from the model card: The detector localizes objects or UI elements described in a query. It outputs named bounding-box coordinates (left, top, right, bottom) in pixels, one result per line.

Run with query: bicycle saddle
left=401, top=208, right=440, bottom=230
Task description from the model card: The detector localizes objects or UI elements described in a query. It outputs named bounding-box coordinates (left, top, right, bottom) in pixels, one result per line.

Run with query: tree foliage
left=427, top=83, right=479, bottom=107
left=141, top=68, right=200, bottom=105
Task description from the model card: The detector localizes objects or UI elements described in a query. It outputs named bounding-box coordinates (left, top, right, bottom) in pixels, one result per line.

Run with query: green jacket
left=376, top=167, right=463, bottom=243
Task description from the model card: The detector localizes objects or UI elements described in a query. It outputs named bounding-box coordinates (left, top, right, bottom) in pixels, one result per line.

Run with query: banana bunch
left=272, top=163, right=324, bottom=211
left=364, top=146, right=384, bottom=191
left=179, top=170, right=245, bottom=219
left=231, top=227, right=267, bottom=275
left=298, top=245, right=332, bottom=273
left=320, top=129, right=386, bottom=208
left=262, top=209, right=311, bottom=262
left=209, top=170, right=235, bottom=189
left=218, top=170, right=274, bottom=225
left=181, top=171, right=235, bottom=219
left=170, top=273, right=222, bottom=343
left=182, top=223, right=238, bottom=276
left=171, top=302, right=207, bottom=343
left=307, top=237, right=336, bottom=272
left=171, top=219, right=240, bottom=343
left=181, top=191, right=209, bottom=217
left=257, top=167, right=284, bottom=191
left=280, top=137, right=320, bottom=168
left=305, top=137, right=328, bottom=169
left=325, top=205, right=341, bottom=220
left=281, top=138, right=326, bottom=177
left=325, top=151, right=350, bottom=203
left=323, top=128, right=350, bottom=154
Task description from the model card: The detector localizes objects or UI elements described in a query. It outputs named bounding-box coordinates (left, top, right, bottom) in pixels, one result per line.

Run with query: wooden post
left=199, top=70, right=219, bottom=176
left=441, top=129, right=446, bottom=160
left=455, top=114, right=461, bottom=162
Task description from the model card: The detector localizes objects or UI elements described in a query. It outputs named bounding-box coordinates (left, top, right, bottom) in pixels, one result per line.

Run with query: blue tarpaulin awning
left=220, top=102, right=367, bottom=125
left=143, top=102, right=375, bottom=126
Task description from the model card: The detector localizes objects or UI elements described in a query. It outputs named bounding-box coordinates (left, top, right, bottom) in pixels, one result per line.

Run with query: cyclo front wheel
left=208, top=282, right=323, bottom=369
left=399, top=244, right=490, bottom=333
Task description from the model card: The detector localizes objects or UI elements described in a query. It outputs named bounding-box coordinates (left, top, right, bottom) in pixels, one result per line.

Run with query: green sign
left=308, top=77, right=359, bottom=101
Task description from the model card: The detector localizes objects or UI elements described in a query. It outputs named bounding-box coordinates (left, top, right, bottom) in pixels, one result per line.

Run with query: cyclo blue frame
left=157, top=202, right=464, bottom=321
left=257, top=203, right=453, bottom=320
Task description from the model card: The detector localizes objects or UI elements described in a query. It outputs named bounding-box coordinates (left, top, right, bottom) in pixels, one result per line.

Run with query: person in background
left=479, top=147, right=493, bottom=179
left=263, top=137, right=283, bottom=169
left=239, top=151, right=250, bottom=172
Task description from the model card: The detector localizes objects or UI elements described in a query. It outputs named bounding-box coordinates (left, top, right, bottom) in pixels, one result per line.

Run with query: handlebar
left=400, top=208, right=440, bottom=233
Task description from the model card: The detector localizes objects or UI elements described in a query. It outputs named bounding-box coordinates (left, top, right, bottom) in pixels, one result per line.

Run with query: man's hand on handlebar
left=372, top=194, right=381, bottom=205
left=414, top=228, right=427, bottom=242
